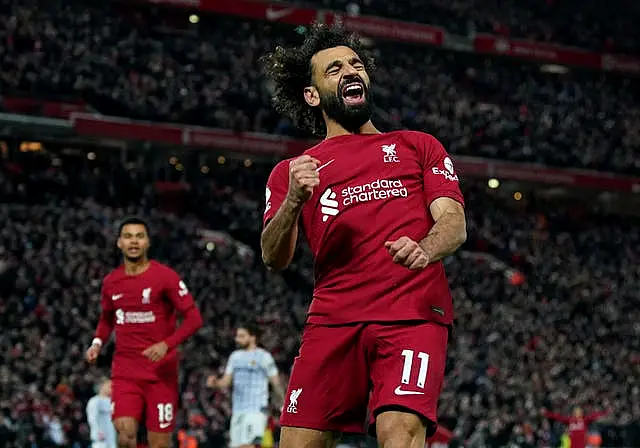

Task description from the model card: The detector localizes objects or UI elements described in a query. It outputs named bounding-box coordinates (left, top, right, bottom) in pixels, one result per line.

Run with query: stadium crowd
left=1, top=0, right=640, bottom=175
left=0, top=150, right=638, bottom=447
left=296, top=0, right=640, bottom=54
left=0, top=0, right=639, bottom=446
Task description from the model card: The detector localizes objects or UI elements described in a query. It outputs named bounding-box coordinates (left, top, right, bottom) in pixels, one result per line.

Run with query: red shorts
left=112, top=377, right=178, bottom=433
left=280, top=321, right=448, bottom=436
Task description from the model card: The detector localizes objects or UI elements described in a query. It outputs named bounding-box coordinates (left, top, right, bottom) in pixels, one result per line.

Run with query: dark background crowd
left=0, top=0, right=638, bottom=447
left=1, top=0, right=639, bottom=174
left=295, top=0, right=640, bottom=54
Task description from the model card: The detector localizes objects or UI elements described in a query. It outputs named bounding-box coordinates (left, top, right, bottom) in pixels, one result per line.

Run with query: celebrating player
left=260, top=25, right=467, bottom=447
left=86, top=217, right=203, bottom=448
left=86, top=379, right=117, bottom=448
left=207, top=323, right=285, bottom=448
left=542, top=406, right=610, bottom=448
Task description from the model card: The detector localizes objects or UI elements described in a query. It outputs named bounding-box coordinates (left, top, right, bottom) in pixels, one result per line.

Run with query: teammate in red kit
left=86, top=217, right=203, bottom=448
left=543, top=406, right=610, bottom=448
left=260, top=26, right=467, bottom=447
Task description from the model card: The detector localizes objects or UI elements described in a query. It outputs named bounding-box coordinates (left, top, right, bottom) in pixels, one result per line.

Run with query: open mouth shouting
left=341, top=79, right=366, bottom=106
left=127, top=247, right=142, bottom=256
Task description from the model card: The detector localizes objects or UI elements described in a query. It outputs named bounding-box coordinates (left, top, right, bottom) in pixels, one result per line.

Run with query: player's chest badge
left=141, top=287, right=152, bottom=304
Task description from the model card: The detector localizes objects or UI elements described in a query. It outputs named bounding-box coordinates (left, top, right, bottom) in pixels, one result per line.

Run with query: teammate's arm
left=143, top=272, right=203, bottom=362
left=162, top=275, right=203, bottom=350
left=542, top=409, right=571, bottom=424
left=261, top=156, right=320, bottom=271
left=585, top=409, right=610, bottom=424
left=86, top=285, right=115, bottom=363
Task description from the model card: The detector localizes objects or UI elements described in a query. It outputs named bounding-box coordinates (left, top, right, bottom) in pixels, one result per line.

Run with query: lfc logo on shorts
left=286, top=388, right=302, bottom=414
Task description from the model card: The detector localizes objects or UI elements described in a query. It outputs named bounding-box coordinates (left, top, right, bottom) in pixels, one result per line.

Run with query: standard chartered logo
left=320, top=179, right=408, bottom=222
left=115, top=309, right=156, bottom=324
left=320, top=189, right=339, bottom=222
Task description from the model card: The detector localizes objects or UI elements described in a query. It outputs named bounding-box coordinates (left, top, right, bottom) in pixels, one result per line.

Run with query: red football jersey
left=97, top=261, right=199, bottom=380
left=544, top=411, right=609, bottom=448
left=264, top=131, right=464, bottom=325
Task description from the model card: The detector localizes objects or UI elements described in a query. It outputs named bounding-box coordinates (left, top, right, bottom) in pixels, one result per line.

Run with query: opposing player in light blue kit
left=86, top=379, right=117, bottom=448
left=208, top=323, right=285, bottom=448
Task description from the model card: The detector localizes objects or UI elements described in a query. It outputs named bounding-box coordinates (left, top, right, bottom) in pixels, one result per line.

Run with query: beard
left=319, top=79, right=373, bottom=133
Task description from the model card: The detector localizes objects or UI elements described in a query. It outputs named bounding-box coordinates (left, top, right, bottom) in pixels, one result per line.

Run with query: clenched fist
left=385, top=236, right=430, bottom=270
left=287, top=155, right=321, bottom=204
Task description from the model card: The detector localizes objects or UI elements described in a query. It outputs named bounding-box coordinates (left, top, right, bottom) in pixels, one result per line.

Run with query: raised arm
left=585, top=409, right=610, bottom=424
left=261, top=156, right=320, bottom=271
left=542, top=409, right=571, bottom=424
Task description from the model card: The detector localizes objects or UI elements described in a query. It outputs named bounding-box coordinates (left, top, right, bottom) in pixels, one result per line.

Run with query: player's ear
left=116, top=238, right=122, bottom=250
left=304, top=86, right=320, bottom=107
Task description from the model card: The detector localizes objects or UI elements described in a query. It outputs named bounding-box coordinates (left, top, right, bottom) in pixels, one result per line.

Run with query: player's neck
left=324, top=119, right=380, bottom=139
left=123, top=258, right=151, bottom=276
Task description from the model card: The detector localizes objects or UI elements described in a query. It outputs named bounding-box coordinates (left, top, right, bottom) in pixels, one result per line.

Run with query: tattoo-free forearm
left=270, top=379, right=286, bottom=408
left=261, top=198, right=303, bottom=271
left=419, top=209, right=467, bottom=262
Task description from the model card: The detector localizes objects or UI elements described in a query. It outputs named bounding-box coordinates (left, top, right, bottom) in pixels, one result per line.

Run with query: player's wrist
left=284, top=193, right=306, bottom=210
left=92, top=338, right=103, bottom=348
left=417, top=240, right=433, bottom=263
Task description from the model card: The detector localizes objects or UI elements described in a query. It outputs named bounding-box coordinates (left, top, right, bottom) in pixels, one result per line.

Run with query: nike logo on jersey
left=394, top=386, right=425, bottom=396
left=159, top=422, right=171, bottom=429
left=316, top=159, right=335, bottom=172
left=112, top=294, right=123, bottom=301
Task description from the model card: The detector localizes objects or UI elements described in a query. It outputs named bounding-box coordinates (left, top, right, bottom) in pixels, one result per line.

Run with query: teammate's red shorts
left=280, top=321, right=448, bottom=436
left=112, top=377, right=178, bottom=433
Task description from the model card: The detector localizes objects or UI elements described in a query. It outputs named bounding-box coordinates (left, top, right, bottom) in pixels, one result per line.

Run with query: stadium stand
left=1, top=0, right=639, bottom=174
left=0, top=0, right=639, bottom=447
left=1, top=149, right=638, bottom=447
left=294, top=0, right=640, bottom=54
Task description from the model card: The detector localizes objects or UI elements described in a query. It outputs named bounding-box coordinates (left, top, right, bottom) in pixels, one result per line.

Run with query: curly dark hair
left=260, top=24, right=375, bottom=137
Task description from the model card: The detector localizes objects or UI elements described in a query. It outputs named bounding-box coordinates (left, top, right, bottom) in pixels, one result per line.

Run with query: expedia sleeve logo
left=431, top=157, right=459, bottom=181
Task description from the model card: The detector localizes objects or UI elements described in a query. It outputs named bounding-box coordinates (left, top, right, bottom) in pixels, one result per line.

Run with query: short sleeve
left=224, top=352, right=236, bottom=376
left=263, top=160, right=290, bottom=225
left=262, top=351, right=278, bottom=377
left=163, top=268, right=196, bottom=313
left=420, top=134, right=465, bottom=208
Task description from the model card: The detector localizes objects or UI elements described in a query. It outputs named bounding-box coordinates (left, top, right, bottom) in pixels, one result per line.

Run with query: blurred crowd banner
left=67, top=112, right=640, bottom=193
left=132, top=0, right=640, bottom=75
left=1, top=106, right=639, bottom=193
